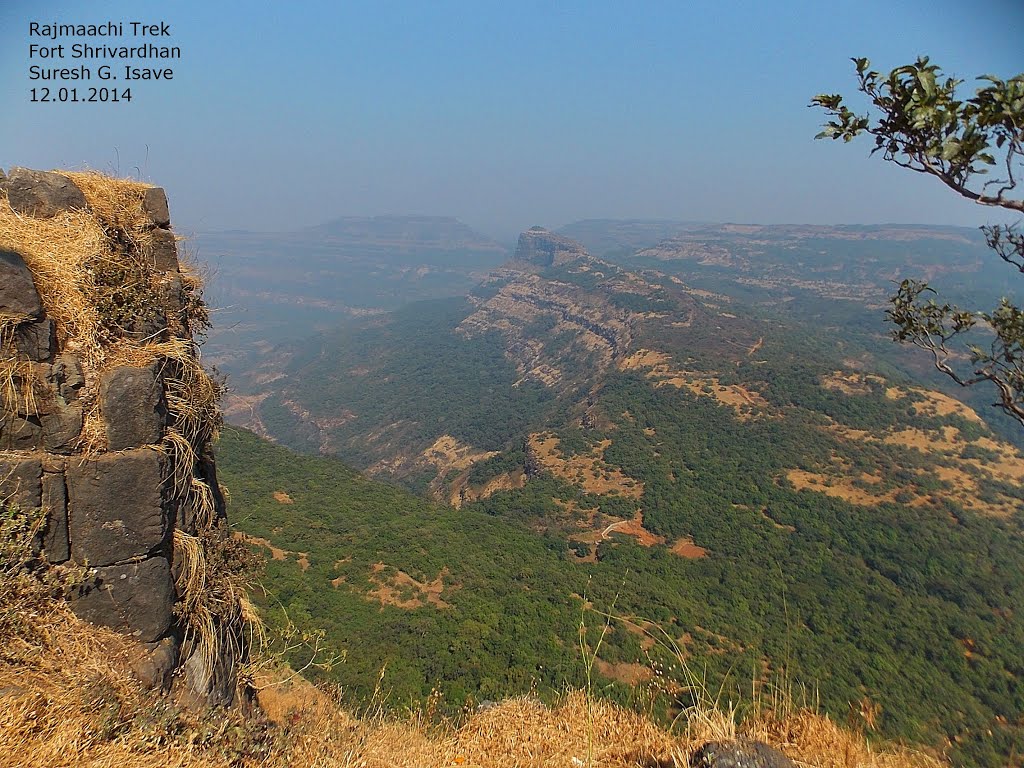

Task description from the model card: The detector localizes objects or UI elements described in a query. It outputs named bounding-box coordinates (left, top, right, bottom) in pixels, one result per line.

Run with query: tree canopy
left=812, top=57, right=1024, bottom=425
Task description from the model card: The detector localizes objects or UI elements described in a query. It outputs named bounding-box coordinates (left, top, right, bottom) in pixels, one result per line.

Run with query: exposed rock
left=133, top=634, right=179, bottom=690
left=67, top=448, right=172, bottom=566
left=690, top=740, right=795, bottom=768
left=0, top=414, right=42, bottom=451
left=0, top=250, right=43, bottom=319
left=49, top=354, right=85, bottom=402
left=0, top=455, right=42, bottom=511
left=70, top=556, right=175, bottom=642
left=41, top=471, right=69, bottom=562
left=148, top=228, right=180, bottom=272
left=14, top=319, right=56, bottom=361
left=0, top=167, right=87, bottom=218
left=40, top=403, right=83, bottom=453
left=175, top=634, right=240, bottom=709
left=514, top=228, right=589, bottom=268
left=142, top=187, right=171, bottom=228
left=100, top=364, right=168, bottom=450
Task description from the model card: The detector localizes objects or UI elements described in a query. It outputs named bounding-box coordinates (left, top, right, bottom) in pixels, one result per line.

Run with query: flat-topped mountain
left=513, top=227, right=592, bottom=268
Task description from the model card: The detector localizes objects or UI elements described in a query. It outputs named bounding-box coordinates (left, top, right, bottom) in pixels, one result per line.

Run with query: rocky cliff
left=0, top=167, right=250, bottom=707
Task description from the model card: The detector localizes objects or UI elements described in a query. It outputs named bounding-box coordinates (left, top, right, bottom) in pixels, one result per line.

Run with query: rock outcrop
left=514, top=227, right=590, bottom=268
left=0, top=168, right=246, bottom=708
left=690, top=740, right=795, bottom=768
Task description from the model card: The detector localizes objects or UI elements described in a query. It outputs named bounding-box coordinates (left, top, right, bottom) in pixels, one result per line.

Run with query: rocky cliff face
left=513, top=227, right=590, bottom=268
left=0, top=168, right=247, bottom=707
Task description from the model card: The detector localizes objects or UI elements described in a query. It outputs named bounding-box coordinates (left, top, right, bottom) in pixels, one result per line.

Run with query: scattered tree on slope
left=813, top=57, right=1024, bottom=425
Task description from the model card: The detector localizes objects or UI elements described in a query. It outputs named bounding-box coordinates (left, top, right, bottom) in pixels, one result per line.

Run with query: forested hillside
left=216, top=230, right=1024, bottom=765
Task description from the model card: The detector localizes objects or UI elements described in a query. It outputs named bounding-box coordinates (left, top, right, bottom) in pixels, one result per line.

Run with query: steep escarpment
left=0, top=168, right=252, bottom=707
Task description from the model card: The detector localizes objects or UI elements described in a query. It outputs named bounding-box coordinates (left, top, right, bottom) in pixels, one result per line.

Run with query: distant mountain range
left=196, top=215, right=507, bottom=374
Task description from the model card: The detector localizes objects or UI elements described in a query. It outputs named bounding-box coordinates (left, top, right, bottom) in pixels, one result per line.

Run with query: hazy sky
left=1, top=0, right=1021, bottom=239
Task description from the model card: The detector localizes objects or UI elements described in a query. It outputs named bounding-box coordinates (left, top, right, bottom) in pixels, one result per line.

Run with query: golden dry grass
left=0, top=579, right=948, bottom=768
left=528, top=433, right=644, bottom=498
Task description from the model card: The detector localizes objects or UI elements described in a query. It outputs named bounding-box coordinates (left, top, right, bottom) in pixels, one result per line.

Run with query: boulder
left=142, top=187, right=171, bottom=228
left=1, top=167, right=87, bottom=218
left=67, top=448, right=172, bottom=566
left=41, top=471, right=69, bottom=563
left=99, top=364, right=168, bottom=450
left=14, top=319, right=56, bottom=361
left=0, top=250, right=43, bottom=319
left=70, top=556, right=175, bottom=642
left=690, top=740, right=795, bottom=768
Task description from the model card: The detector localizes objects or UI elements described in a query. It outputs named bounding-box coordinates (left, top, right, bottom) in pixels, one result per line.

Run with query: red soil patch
left=669, top=537, right=707, bottom=559
left=595, top=658, right=653, bottom=685
left=602, top=511, right=664, bottom=547
left=272, top=490, right=294, bottom=504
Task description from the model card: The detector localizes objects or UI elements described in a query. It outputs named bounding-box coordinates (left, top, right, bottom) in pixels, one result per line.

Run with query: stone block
left=41, top=471, right=69, bottom=563
left=14, top=319, right=56, bottom=361
left=142, top=187, right=171, bottom=228
left=100, top=364, right=168, bottom=450
left=41, top=404, right=82, bottom=453
left=0, top=455, right=42, bottom=511
left=68, top=448, right=172, bottom=566
left=0, top=250, right=43, bottom=319
left=70, top=556, right=175, bottom=642
left=0, top=415, right=42, bottom=451
left=0, top=168, right=87, bottom=218
left=148, top=228, right=180, bottom=272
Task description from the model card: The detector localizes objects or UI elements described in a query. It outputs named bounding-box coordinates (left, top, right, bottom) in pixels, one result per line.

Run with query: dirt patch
left=789, top=416, right=1024, bottom=518
left=787, top=469, right=909, bottom=507
left=886, top=386, right=984, bottom=423
left=602, top=511, right=664, bottom=546
left=422, top=434, right=498, bottom=474
left=619, top=349, right=672, bottom=370
left=619, top=350, right=769, bottom=417
left=366, top=563, right=452, bottom=610
left=273, top=490, right=294, bottom=504
left=528, top=433, right=643, bottom=498
left=595, top=658, right=653, bottom=685
left=821, top=372, right=876, bottom=395
left=450, top=469, right=527, bottom=508
left=669, top=537, right=707, bottom=559
left=233, top=531, right=310, bottom=568
left=233, top=532, right=289, bottom=561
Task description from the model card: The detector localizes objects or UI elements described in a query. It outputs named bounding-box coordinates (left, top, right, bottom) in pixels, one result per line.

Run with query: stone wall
left=0, top=168, right=240, bottom=705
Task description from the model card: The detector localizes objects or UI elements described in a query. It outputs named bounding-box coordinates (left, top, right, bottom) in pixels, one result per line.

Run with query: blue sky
left=1, top=0, right=1021, bottom=238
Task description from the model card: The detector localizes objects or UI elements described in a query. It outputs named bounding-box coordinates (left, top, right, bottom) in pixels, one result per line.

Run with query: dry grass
left=528, top=433, right=644, bottom=498
left=0, top=573, right=948, bottom=768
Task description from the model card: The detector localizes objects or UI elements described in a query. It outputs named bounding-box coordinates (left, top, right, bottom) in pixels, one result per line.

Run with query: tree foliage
left=812, top=57, right=1024, bottom=425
